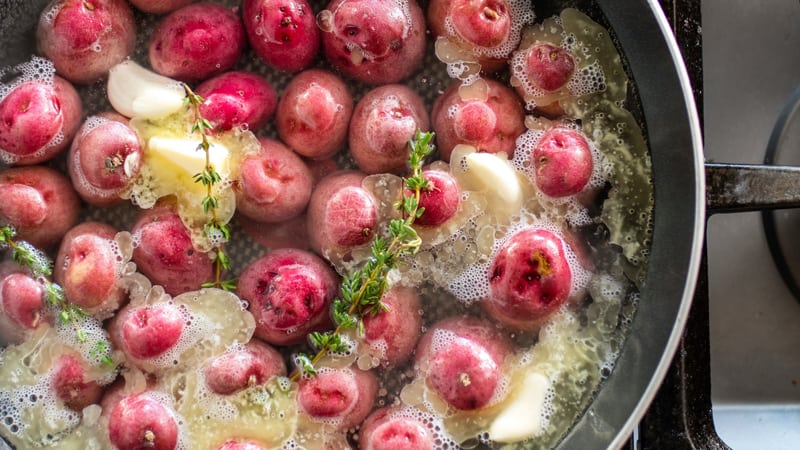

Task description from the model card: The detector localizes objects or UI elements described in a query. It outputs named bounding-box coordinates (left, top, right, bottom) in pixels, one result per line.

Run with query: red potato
left=415, top=316, right=512, bottom=411
left=358, top=406, right=436, bottom=450
left=0, top=272, right=46, bottom=343
left=532, top=127, right=593, bottom=197
left=50, top=353, right=104, bottom=411
left=296, top=367, right=378, bottom=430
left=196, top=71, right=278, bottom=133
left=36, top=0, right=136, bottom=84
left=431, top=79, right=525, bottom=161
left=510, top=41, right=577, bottom=115
left=0, top=166, right=80, bottom=249
left=54, top=222, right=125, bottom=318
left=519, top=43, right=576, bottom=93
left=361, top=286, right=422, bottom=367
left=107, top=391, right=180, bottom=450
left=237, top=248, right=339, bottom=346
left=428, top=0, right=518, bottom=72
left=68, top=113, right=142, bottom=207
left=130, top=201, right=215, bottom=296
left=242, top=0, right=321, bottom=72
left=235, top=138, right=313, bottom=224
left=109, top=301, right=185, bottom=362
left=318, top=0, right=427, bottom=85
left=411, top=169, right=461, bottom=227
left=484, top=227, right=573, bottom=329
left=275, top=69, right=353, bottom=160
left=202, top=340, right=287, bottom=395
left=306, top=171, right=378, bottom=258
left=128, top=0, right=193, bottom=14
left=0, top=75, right=82, bottom=166
left=349, top=84, right=430, bottom=175
left=149, top=3, right=246, bottom=82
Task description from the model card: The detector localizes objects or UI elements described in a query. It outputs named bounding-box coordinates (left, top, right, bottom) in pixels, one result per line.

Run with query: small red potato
left=410, top=169, right=461, bottom=227
left=196, top=71, right=278, bottom=133
left=130, top=202, right=215, bottom=296
left=532, top=126, right=594, bottom=197
left=349, top=84, right=430, bottom=175
left=109, top=301, right=185, bottom=362
left=68, top=113, right=142, bottom=207
left=237, top=248, right=339, bottom=346
left=296, top=366, right=378, bottom=430
left=361, top=286, right=422, bottom=367
left=415, top=316, right=512, bottom=411
left=149, top=3, right=246, bottom=82
left=485, top=227, right=573, bottom=329
left=0, top=76, right=82, bottom=166
left=242, top=0, right=321, bottom=72
left=37, top=0, right=136, bottom=84
left=432, top=79, right=525, bottom=161
left=235, top=138, right=313, bottom=224
left=54, top=222, right=125, bottom=318
left=276, top=69, right=353, bottom=160
left=202, top=340, right=287, bottom=395
left=306, top=171, right=378, bottom=258
left=318, top=0, right=427, bottom=85
left=0, top=165, right=81, bottom=249
left=107, top=391, right=180, bottom=450
left=50, top=353, right=105, bottom=411
left=358, top=406, right=437, bottom=450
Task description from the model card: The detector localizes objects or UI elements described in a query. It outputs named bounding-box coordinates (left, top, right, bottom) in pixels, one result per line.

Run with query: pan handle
left=706, top=163, right=800, bottom=214
left=707, top=85, right=800, bottom=215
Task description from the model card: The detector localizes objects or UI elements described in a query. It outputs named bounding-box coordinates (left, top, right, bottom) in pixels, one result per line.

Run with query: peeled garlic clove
left=489, top=371, right=550, bottom=443
left=457, top=149, right=524, bottom=215
left=107, top=61, right=185, bottom=119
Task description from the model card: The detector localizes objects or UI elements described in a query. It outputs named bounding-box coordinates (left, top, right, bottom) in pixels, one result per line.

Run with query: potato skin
left=0, top=76, right=83, bottom=166
left=235, top=138, right=313, bottom=224
left=148, top=3, right=246, bottom=82
left=37, top=0, right=136, bottom=84
left=0, top=165, right=81, bottom=250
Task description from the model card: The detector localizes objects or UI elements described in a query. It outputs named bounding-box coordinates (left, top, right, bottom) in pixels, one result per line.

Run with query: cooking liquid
left=0, top=1, right=652, bottom=449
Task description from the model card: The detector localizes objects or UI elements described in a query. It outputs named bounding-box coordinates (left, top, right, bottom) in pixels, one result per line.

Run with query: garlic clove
left=453, top=147, right=524, bottom=215
left=489, top=371, right=550, bottom=443
left=107, top=61, right=185, bottom=119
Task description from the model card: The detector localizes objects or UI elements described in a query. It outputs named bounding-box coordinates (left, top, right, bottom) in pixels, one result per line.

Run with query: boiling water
left=0, top=0, right=652, bottom=449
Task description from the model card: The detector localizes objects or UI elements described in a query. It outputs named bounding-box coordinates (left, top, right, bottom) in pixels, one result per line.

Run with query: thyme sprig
left=0, top=226, right=114, bottom=366
left=183, top=84, right=237, bottom=292
left=292, top=130, right=435, bottom=380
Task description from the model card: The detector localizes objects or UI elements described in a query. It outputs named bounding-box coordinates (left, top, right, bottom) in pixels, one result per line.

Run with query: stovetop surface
left=703, top=0, right=800, bottom=448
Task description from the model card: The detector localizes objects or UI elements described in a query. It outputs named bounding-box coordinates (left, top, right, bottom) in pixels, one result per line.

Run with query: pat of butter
left=146, top=136, right=231, bottom=193
left=462, top=151, right=523, bottom=210
left=489, top=371, right=550, bottom=443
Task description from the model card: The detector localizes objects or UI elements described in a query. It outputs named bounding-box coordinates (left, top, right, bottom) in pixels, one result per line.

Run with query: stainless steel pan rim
left=0, top=1, right=706, bottom=449
left=557, top=1, right=705, bottom=448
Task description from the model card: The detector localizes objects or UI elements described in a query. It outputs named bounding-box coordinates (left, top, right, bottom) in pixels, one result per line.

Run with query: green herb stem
left=291, top=130, right=435, bottom=380
left=183, top=84, right=236, bottom=292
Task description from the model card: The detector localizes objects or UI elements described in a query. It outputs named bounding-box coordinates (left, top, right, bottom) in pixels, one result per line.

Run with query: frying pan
left=0, top=0, right=704, bottom=449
